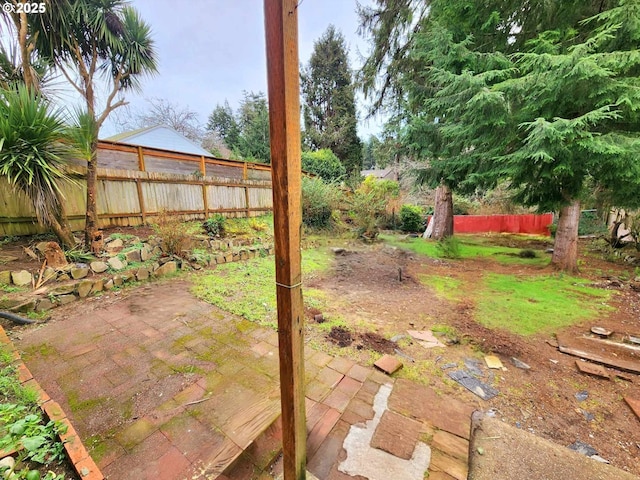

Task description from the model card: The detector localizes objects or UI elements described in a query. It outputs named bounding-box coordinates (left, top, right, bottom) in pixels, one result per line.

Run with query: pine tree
left=301, top=25, right=362, bottom=174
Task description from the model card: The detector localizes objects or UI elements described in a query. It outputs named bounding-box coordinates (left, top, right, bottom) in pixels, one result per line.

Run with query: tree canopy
left=207, top=91, right=271, bottom=163
left=359, top=0, right=640, bottom=270
left=301, top=149, right=346, bottom=181
left=301, top=25, right=362, bottom=175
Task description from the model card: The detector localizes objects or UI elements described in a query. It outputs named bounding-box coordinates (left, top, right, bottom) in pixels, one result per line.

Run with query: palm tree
left=0, top=86, right=76, bottom=247
left=33, top=0, right=157, bottom=250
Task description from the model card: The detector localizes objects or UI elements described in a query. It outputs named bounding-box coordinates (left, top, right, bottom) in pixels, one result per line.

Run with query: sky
left=97, top=0, right=385, bottom=139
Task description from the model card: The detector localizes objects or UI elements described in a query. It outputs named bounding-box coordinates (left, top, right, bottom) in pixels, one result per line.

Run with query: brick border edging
left=0, top=326, right=104, bottom=480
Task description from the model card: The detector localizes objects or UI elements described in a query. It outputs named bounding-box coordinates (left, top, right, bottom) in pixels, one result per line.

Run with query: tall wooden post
left=264, top=1, right=306, bottom=479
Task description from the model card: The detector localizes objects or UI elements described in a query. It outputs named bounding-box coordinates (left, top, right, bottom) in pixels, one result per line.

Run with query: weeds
left=435, top=236, right=461, bottom=259
left=152, top=211, right=191, bottom=256
left=203, top=214, right=226, bottom=237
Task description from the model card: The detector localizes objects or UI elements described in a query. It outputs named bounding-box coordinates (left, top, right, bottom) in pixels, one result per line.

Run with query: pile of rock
left=0, top=233, right=274, bottom=315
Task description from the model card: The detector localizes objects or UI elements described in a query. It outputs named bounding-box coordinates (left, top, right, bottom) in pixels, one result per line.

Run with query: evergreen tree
left=207, top=101, right=241, bottom=153
left=403, top=2, right=640, bottom=270
left=301, top=25, right=362, bottom=174
left=206, top=92, right=270, bottom=163
left=361, top=0, right=640, bottom=270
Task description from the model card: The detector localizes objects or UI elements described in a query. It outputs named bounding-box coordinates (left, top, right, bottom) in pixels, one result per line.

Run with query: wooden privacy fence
left=96, top=140, right=273, bottom=181
left=0, top=167, right=273, bottom=237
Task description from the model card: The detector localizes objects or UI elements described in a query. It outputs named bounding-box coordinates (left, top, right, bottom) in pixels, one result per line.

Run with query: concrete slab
left=339, top=383, right=431, bottom=480
left=468, top=412, right=639, bottom=480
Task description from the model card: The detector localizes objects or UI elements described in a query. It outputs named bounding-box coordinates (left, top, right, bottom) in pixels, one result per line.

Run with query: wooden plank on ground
left=575, top=360, right=610, bottom=379
left=556, top=334, right=640, bottom=374
left=624, top=396, right=640, bottom=421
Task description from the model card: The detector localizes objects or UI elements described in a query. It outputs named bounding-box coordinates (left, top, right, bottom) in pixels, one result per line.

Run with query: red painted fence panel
left=453, top=214, right=553, bottom=235
left=426, top=214, right=554, bottom=236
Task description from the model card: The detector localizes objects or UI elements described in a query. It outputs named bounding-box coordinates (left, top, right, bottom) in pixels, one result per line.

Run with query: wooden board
left=624, top=396, right=640, bottom=421
left=575, top=360, right=610, bottom=379
left=556, top=334, right=640, bottom=374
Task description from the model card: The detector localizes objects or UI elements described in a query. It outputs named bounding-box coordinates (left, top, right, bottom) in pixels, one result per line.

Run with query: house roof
left=104, top=125, right=212, bottom=157
left=361, top=167, right=398, bottom=181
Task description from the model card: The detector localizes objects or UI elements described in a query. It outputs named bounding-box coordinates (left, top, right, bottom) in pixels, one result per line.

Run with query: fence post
left=245, top=186, right=250, bottom=217
left=137, top=146, right=146, bottom=172
left=243, top=162, right=248, bottom=180
left=202, top=181, right=209, bottom=219
left=200, top=156, right=206, bottom=176
left=264, top=0, right=306, bottom=478
left=135, top=178, right=146, bottom=224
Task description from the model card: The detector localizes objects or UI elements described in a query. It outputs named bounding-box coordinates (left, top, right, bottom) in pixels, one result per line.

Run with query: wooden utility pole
left=264, top=1, right=307, bottom=479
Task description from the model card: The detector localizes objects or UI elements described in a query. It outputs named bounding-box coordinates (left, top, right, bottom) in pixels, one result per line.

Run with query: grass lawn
left=381, top=233, right=550, bottom=266
left=475, top=273, right=612, bottom=335
left=191, top=247, right=332, bottom=328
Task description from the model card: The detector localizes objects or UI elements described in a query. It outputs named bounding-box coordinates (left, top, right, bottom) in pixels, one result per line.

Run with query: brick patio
left=12, top=280, right=475, bottom=479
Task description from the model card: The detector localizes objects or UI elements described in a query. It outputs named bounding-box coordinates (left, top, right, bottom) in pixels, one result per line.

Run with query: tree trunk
left=49, top=214, right=75, bottom=249
left=552, top=200, right=581, bottom=273
left=431, top=184, right=454, bottom=240
left=84, top=138, right=100, bottom=250
left=17, top=12, right=35, bottom=91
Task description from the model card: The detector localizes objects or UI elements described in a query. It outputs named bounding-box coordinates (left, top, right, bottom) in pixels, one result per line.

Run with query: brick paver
left=12, top=279, right=477, bottom=479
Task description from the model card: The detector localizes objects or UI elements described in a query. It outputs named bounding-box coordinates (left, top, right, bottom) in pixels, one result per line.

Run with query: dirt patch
left=307, top=237, right=640, bottom=475
left=328, top=326, right=353, bottom=347
left=357, top=332, right=397, bottom=354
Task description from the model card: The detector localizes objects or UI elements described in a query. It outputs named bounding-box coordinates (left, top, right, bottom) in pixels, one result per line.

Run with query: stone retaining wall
left=0, top=235, right=274, bottom=315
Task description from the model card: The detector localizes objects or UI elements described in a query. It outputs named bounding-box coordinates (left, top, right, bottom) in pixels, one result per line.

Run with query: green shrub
left=350, top=176, right=400, bottom=239
left=578, top=210, right=607, bottom=236
left=399, top=204, right=424, bottom=232
left=301, top=149, right=346, bottom=182
left=302, top=177, right=342, bottom=229
left=435, top=236, right=461, bottom=258
left=203, top=214, right=226, bottom=237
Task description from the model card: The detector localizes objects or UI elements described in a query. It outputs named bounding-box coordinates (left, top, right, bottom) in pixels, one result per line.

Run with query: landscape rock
left=511, top=357, right=531, bottom=370
left=90, top=261, right=109, bottom=273
left=136, top=267, right=149, bottom=281
left=91, top=279, right=104, bottom=293
left=11, top=299, right=36, bottom=312
left=107, top=257, right=126, bottom=270
left=35, top=241, right=50, bottom=253
left=36, top=298, right=55, bottom=312
left=575, top=390, right=589, bottom=402
left=76, top=280, right=93, bottom=298
left=51, top=284, right=75, bottom=295
left=11, top=270, right=32, bottom=286
left=0, top=456, right=15, bottom=471
left=464, top=358, right=485, bottom=378
left=484, top=355, right=504, bottom=370
left=448, top=370, right=499, bottom=400
left=57, top=294, right=76, bottom=305
left=70, top=265, right=89, bottom=280
left=0, top=270, right=11, bottom=285
left=332, top=247, right=346, bottom=255
left=57, top=274, right=70, bottom=281
left=42, top=267, right=56, bottom=282
left=154, top=261, right=177, bottom=277
left=567, top=440, right=598, bottom=457
left=125, top=249, right=142, bottom=263
left=140, top=244, right=153, bottom=261
left=113, top=275, right=124, bottom=286
left=104, top=279, right=114, bottom=290
left=105, top=238, right=123, bottom=249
